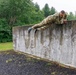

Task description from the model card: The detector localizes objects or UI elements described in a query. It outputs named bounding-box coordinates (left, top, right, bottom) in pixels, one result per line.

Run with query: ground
left=0, top=50, right=76, bottom=75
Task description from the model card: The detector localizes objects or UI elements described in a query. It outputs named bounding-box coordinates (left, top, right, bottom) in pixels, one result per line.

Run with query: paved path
left=0, top=50, right=76, bottom=75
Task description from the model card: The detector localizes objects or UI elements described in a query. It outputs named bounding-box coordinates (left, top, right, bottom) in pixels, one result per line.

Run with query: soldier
left=28, top=10, right=67, bottom=33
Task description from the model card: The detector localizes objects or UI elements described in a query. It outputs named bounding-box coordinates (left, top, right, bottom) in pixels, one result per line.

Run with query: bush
left=0, top=18, right=12, bottom=43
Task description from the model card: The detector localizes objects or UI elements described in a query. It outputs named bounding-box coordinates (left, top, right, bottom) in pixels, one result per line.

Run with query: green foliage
left=43, top=3, right=50, bottom=17
left=0, top=1, right=75, bottom=43
left=34, top=3, right=40, bottom=12
left=67, top=12, right=76, bottom=20
left=42, top=4, right=56, bottom=17
left=18, top=2, right=44, bottom=24
left=0, top=0, right=34, bottom=25
left=0, top=18, right=12, bottom=42
left=0, top=0, right=45, bottom=43
left=50, top=7, right=56, bottom=15
left=67, top=12, right=74, bottom=20
left=30, top=10, right=44, bottom=24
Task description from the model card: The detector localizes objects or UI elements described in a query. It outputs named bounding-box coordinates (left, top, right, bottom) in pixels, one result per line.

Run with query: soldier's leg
left=34, top=25, right=50, bottom=33
left=34, top=26, right=47, bottom=33
left=32, top=17, right=50, bottom=29
left=31, top=23, right=42, bottom=29
left=28, top=16, right=51, bottom=33
left=37, top=25, right=50, bottom=30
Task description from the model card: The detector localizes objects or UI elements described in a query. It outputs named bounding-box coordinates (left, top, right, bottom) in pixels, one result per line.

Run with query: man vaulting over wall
left=28, top=10, right=67, bottom=33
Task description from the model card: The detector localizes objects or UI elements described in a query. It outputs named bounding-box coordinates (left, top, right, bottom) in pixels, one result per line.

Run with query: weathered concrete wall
left=13, top=21, right=76, bottom=68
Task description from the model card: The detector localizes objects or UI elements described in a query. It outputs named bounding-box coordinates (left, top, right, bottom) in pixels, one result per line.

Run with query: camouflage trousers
left=32, top=16, right=52, bottom=30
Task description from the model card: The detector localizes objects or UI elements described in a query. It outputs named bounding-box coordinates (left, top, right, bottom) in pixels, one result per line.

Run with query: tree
left=30, top=10, right=44, bottom=24
left=67, top=12, right=75, bottom=20
left=0, top=0, right=35, bottom=42
left=18, top=2, right=44, bottom=24
left=34, top=3, right=40, bottom=12
left=0, top=0, right=34, bottom=25
left=50, top=7, right=56, bottom=15
left=31, top=3, right=44, bottom=24
left=43, top=4, right=50, bottom=17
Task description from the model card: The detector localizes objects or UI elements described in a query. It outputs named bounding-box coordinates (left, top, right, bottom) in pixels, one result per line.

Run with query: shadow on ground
left=0, top=50, right=76, bottom=75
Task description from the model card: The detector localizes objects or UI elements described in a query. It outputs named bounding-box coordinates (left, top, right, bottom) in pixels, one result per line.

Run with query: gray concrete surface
left=13, top=21, right=76, bottom=68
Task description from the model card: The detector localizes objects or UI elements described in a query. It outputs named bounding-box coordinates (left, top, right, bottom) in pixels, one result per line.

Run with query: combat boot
left=28, top=27, right=32, bottom=33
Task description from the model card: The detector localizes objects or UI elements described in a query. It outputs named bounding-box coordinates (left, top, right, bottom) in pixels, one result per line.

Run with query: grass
left=0, top=42, right=13, bottom=51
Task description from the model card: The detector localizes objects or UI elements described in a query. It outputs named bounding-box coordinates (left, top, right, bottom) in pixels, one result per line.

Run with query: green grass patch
left=0, top=42, right=13, bottom=51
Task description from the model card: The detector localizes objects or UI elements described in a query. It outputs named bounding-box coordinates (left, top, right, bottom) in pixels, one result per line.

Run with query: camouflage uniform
left=32, top=13, right=67, bottom=30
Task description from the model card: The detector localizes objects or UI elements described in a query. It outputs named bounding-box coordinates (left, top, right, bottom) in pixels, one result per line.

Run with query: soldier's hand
left=63, top=20, right=67, bottom=24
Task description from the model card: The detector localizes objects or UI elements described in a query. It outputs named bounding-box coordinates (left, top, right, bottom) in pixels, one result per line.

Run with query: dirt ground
left=0, top=50, right=76, bottom=75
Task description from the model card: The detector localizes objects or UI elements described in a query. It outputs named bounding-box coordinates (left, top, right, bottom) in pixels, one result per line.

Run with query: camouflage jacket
left=42, top=13, right=67, bottom=25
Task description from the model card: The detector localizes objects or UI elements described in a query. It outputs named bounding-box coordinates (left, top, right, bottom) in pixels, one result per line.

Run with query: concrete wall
left=13, top=21, right=76, bottom=68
